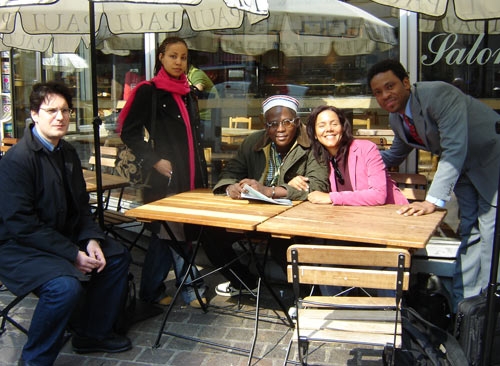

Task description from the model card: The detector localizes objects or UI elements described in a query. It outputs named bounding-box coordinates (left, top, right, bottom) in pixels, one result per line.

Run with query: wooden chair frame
left=229, top=116, right=252, bottom=129
left=284, top=244, right=411, bottom=366
left=355, top=136, right=388, bottom=150
left=0, top=290, right=28, bottom=336
left=88, top=146, right=146, bottom=255
left=389, top=172, right=428, bottom=202
left=1, top=137, right=19, bottom=156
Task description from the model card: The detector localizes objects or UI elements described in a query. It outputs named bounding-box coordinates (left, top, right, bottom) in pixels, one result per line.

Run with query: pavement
left=0, top=228, right=387, bottom=366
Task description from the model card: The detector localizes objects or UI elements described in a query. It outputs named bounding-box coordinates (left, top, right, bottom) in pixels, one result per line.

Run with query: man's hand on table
left=225, top=179, right=274, bottom=199
left=397, top=200, right=437, bottom=216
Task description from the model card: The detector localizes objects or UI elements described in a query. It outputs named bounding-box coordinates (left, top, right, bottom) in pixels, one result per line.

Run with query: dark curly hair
left=306, top=105, right=353, bottom=165
left=30, top=81, right=73, bottom=112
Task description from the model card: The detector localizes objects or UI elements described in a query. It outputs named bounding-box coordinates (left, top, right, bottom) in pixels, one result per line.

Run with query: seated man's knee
left=40, top=276, right=83, bottom=305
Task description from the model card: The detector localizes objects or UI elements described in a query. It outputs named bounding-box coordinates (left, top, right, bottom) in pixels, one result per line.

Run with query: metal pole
left=89, top=0, right=104, bottom=229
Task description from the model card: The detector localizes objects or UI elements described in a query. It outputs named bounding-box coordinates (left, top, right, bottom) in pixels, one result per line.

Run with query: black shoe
left=72, top=333, right=132, bottom=354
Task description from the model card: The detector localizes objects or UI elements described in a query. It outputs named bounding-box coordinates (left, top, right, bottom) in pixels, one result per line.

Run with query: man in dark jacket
left=0, top=82, right=131, bottom=365
left=205, top=95, right=329, bottom=297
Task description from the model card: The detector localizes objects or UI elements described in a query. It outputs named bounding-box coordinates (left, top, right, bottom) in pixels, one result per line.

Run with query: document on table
left=241, top=184, right=292, bottom=206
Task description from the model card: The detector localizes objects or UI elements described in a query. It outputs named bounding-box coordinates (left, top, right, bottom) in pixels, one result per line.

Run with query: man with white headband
left=203, top=95, right=329, bottom=298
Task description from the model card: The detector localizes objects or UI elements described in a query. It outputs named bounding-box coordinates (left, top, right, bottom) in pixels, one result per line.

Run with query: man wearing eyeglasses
left=0, top=81, right=132, bottom=365
left=204, top=95, right=329, bottom=298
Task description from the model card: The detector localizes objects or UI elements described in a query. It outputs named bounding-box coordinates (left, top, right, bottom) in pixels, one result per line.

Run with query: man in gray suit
left=368, top=59, right=500, bottom=311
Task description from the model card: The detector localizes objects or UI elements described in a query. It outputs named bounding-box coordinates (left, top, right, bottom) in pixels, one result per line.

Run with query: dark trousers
left=22, top=247, right=130, bottom=365
left=202, top=227, right=290, bottom=289
left=139, top=233, right=206, bottom=304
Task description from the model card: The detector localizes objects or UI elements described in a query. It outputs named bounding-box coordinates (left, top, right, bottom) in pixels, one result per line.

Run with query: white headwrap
left=262, top=95, right=299, bottom=114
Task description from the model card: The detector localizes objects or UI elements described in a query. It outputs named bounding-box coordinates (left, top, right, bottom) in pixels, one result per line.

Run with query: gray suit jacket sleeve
left=412, top=82, right=468, bottom=202
left=384, top=81, right=500, bottom=205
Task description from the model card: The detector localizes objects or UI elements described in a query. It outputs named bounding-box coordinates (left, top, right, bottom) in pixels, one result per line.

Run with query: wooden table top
left=83, top=169, right=130, bottom=192
left=125, top=189, right=299, bottom=232
left=221, top=127, right=255, bottom=136
left=256, top=202, right=447, bottom=249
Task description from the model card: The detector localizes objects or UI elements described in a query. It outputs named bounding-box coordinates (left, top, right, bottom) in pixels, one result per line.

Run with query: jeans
left=452, top=174, right=497, bottom=312
left=139, top=233, right=206, bottom=304
left=22, top=248, right=130, bottom=365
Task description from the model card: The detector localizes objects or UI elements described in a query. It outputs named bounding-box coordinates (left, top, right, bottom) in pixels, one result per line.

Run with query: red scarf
left=118, top=68, right=195, bottom=190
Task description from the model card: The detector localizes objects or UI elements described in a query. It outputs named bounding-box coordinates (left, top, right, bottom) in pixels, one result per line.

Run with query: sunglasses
left=331, top=157, right=345, bottom=185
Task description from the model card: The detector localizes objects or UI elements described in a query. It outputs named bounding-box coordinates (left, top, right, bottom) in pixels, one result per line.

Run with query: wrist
left=270, top=185, right=275, bottom=198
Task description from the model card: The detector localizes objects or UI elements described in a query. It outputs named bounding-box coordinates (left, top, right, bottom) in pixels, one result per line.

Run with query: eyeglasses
left=266, top=118, right=297, bottom=130
left=39, top=107, right=73, bottom=116
left=331, top=157, right=345, bottom=185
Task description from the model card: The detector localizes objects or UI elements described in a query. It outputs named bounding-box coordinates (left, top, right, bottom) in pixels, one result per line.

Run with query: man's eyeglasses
left=266, top=118, right=297, bottom=130
left=39, top=107, right=73, bottom=116
left=331, top=157, right=345, bottom=185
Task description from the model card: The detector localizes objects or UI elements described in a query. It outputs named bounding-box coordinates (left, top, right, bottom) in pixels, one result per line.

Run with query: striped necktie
left=403, top=114, right=424, bottom=145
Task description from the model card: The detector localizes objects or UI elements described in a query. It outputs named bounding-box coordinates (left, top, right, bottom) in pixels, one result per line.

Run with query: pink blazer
left=329, top=139, right=408, bottom=206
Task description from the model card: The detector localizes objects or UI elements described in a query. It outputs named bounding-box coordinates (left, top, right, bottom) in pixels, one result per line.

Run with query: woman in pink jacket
left=303, top=105, right=408, bottom=206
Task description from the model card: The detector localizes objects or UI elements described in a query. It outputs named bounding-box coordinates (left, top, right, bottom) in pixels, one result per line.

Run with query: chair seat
left=293, top=324, right=401, bottom=348
left=103, top=210, right=137, bottom=226
left=297, top=308, right=401, bottom=346
left=303, top=296, right=396, bottom=309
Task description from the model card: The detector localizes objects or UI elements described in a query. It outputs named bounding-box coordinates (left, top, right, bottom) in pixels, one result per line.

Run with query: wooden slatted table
left=124, top=188, right=300, bottom=358
left=256, top=202, right=447, bottom=249
left=221, top=127, right=255, bottom=145
left=125, top=188, right=299, bottom=232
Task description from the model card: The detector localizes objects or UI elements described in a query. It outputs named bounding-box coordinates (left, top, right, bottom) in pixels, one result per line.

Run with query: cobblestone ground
left=0, top=230, right=386, bottom=366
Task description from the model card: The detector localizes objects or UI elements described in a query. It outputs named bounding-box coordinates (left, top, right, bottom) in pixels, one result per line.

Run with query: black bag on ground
left=454, top=290, right=500, bottom=366
left=405, top=272, right=453, bottom=331
left=391, top=307, right=468, bottom=366
left=114, top=272, right=163, bottom=335
left=114, top=272, right=137, bottom=335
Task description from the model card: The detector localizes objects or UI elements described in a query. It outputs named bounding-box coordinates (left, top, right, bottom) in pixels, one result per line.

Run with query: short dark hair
left=367, top=59, right=409, bottom=85
left=306, top=105, right=353, bottom=165
left=30, top=81, right=73, bottom=112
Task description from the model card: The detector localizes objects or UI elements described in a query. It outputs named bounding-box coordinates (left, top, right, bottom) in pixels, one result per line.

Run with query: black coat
left=0, top=124, right=119, bottom=296
left=120, top=82, right=208, bottom=204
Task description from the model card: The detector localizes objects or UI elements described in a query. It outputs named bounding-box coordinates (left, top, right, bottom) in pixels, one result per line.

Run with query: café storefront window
left=9, top=36, right=146, bottom=166
left=8, top=1, right=401, bottom=179
left=419, top=17, right=500, bottom=100
left=161, top=0, right=400, bottom=163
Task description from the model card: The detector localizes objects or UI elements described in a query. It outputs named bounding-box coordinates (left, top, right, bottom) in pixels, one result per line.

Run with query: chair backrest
left=88, top=146, right=119, bottom=174
left=390, top=172, right=428, bottom=201
left=229, top=116, right=252, bottom=129
left=87, top=146, right=126, bottom=211
left=1, top=137, right=19, bottom=154
left=287, top=244, right=411, bottom=293
left=352, top=116, right=371, bottom=130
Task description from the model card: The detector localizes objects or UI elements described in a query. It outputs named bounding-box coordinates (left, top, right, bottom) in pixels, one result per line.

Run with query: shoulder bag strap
left=149, top=82, right=158, bottom=151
